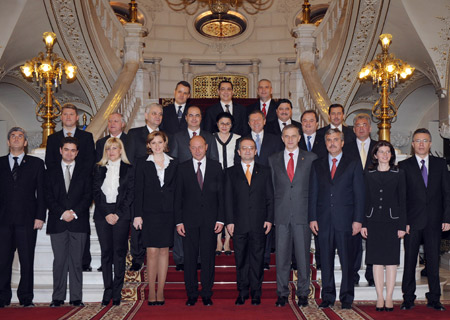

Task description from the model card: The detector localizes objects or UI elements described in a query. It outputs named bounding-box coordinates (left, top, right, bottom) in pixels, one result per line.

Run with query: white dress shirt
left=147, top=153, right=173, bottom=187
left=284, top=148, right=299, bottom=173
left=220, top=101, right=234, bottom=115
left=63, top=128, right=76, bottom=137
left=278, top=119, right=292, bottom=132
left=192, top=156, right=206, bottom=180
left=330, top=124, right=343, bottom=131
left=241, top=161, right=255, bottom=175
left=328, top=152, right=343, bottom=170
left=303, top=132, right=316, bottom=148
left=415, top=154, right=429, bottom=174
left=188, top=128, right=201, bottom=139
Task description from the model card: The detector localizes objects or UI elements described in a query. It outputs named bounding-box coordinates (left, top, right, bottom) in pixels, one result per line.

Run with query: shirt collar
left=261, top=99, right=271, bottom=107
left=284, top=147, right=299, bottom=157
left=63, top=127, right=76, bottom=137
left=330, top=124, right=343, bottom=131
left=146, top=125, right=158, bottom=133
left=329, top=152, right=343, bottom=163
left=111, top=132, right=123, bottom=139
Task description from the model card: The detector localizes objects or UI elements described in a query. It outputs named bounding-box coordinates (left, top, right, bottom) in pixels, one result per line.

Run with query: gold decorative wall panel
left=193, top=74, right=249, bottom=98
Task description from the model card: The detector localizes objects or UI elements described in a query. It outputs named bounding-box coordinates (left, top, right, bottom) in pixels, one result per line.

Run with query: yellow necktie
left=67, top=132, right=72, bottom=137
left=360, top=141, right=367, bottom=169
left=245, top=164, right=251, bottom=185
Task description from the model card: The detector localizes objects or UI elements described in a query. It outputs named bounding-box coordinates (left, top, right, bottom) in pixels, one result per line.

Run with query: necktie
left=65, top=164, right=72, bottom=192
left=245, top=164, right=252, bottom=185
left=421, top=159, right=428, bottom=187
left=225, top=104, right=230, bottom=114
left=255, top=134, right=261, bottom=156
left=282, top=122, right=286, bottom=127
left=67, top=132, right=72, bottom=137
left=287, top=153, right=294, bottom=182
left=262, top=103, right=267, bottom=117
left=331, top=158, right=337, bottom=179
left=192, top=131, right=197, bottom=137
left=360, top=141, right=367, bottom=169
left=197, top=162, right=203, bottom=190
left=307, top=136, right=312, bottom=152
left=177, top=106, right=183, bottom=122
left=12, top=156, right=19, bottom=181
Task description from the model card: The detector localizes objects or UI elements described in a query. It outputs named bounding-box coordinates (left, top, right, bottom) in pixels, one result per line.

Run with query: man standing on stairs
left=225, top=137, right=274, bottom=306
left=316, top=104, right=356, bottom=147
left=95, top=112, right=128, bottom=162
left=309, top=128, right=364, bottom=310
left=160, top=81, right=190, bottom=135
left=126, top=102, right=163, bottom=272
left=399, top=128, right=450, bottom=311
left=246, top=79, right=278, bottom=124
left=175, top=135, right=224, bottom=307
left=268, top=124, right=317, bottom=308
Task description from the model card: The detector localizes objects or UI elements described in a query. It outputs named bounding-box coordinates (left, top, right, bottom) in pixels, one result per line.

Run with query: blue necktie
left=421, top=159, right=428, bottom=187
left=307, top=136, right=312, bottom=152
left=177, top=106, right=183, bottom=122
left=255, top=134, right=261, bottom=156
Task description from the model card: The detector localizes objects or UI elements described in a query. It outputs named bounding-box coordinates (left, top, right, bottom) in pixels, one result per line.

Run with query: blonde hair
left=97, top=137, right=130, bottom=166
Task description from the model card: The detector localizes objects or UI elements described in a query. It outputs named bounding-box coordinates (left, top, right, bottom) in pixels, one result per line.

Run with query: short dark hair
left=301, top=110, right=318, bottom=122
left=238, top=136, right=256, bottom=149
left=7, top=127, right=27, bottom=141
left=60, top=136, right=79, bottom=149
left=176, top=81, right=191, bottom=92
left=62, top=103, right=78, bottom=113
left=248, top=109, right=265, bottom=120
left=413, top=128, right=432, bottom=142
left=216, top=112, right=234, bottom=126
left=324, top=128, right=344, bottom=141
left=218, top=80, right=233, bottom=90
left=186, top=105, right=201, bottom=115
left=328, top=103, right=344, bottom=114
left=277, top=99, right=293, bottom=109
left=368, top=140, right=397, bottom=170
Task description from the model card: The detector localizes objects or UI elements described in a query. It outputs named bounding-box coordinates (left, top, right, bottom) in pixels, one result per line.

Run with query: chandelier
left=166, top=0, right=273, bottom=15
left=358, top=34, right=414, bottom=142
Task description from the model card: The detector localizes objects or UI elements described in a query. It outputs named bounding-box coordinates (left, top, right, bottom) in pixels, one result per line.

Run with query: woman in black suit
left=133, top=131, right=177, bottom=306
left=361, top=141, right=406, bottom=312
left=93, top=137, right=134, bottom=307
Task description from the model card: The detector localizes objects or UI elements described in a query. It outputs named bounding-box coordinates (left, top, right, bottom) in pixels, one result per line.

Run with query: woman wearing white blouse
left=93, top=137, right=134, bottom=307
left=133, top=131, right=178, bottom=306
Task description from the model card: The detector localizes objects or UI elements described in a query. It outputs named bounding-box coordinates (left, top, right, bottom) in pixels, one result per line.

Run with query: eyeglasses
left=240, top=146, right=255, bottom=151
left=413, top=139, right=430, bottom=144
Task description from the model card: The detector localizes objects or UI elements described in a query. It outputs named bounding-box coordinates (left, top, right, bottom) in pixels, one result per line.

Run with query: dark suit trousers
left=233, top=231, right=265, bottom=298
left=319, top=228, right=354, bottom=304
left=0, top=224, right=37, bottom=304
left=402, top=225, right=441, bottom=303
left=95, top=218, right=130, bottom=301
left=183, top=225, right=216, bottom=299
left=172, top=228, right=184, bottom=265
left=50, top=230, right=87, bottom=301
left=352, top=234, right=362, bottom=282
left=264, top=227, right=274, bottom=264
left=130, top=226, right=145, bottom=265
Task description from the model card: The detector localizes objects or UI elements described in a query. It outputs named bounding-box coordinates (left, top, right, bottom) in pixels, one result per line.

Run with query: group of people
left=0, top=79, right=449, bottom=314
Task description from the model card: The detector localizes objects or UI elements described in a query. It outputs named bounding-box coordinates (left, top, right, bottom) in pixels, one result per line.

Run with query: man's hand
left=34, top=219, right=44, bottom=230
left=309, top=221, right=319, bottom=235
left=398, top=230, right=406, bottom=238
left=352, top=222, right=362, bottom=236
left=214, top=223, right=223, bottom=233
left=177, top=224, right=186, bottom=237
left=443, top=223, right=450, bottom=232
left=406, top=225, right=410, bottom=234
left=360, top=227, right=368, bottom=238
left=106, top=214, right=118, bottom=225
left=227, top=224, right=234, bottom=237
left=62, top=210, right=75, bottom=222
left=133, top=217, right=143, bottom=230
left=264, top=222, right=272, bottom=235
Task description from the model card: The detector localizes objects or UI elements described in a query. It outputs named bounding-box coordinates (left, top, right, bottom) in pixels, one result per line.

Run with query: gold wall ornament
left=358, top=34, right=414, bottom=142
left=20, top=32, right=77, bottom=147
left=192, top=74, right=249, bottom=98
left=302, top=0, right=311, bottom=24
left=166, top=0, right=273, bottom=15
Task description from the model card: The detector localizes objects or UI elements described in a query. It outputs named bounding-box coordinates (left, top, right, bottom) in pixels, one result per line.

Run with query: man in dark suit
left=45, top=103, right=95, bottom=272
left=343, top=113, right=377, bottom=287
left=309, top=128, right=364, bottom=310
left=45, top=137, right=92, bottom=307
left=246, top=79, right=278, bottom=123
left=225, top=137, right=274, bottom=306
left=299, top=110, right=327, bottom=159
left=203, top=80, right=247, bottom=136
left=316, top=104, right=356, bottom=146
left=125, top=102, right=163, bottom=271
left=269, top=125, right=317, bottom=308
left=265, top=99, right=302, bottom=137
left=175, top=136, right=224, bottom=307
left=95, top=112, right=127, bottom=162
left=0, top=127, right=46, bottom=308
left=399, top=128, right=450, bottom=311
left=161, top=81, right=190, bottom=135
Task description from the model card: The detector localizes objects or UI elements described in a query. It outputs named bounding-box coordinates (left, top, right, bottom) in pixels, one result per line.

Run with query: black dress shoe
left=385, top=307, right=394, bottom=312
left=50, top=300, right=64, bottom=307
left=97, top=266, right=103, bottom=272
left=319, top=300, right=334, bottom=308
left=427, top=301, right=446, bottom=311
left=297, top=296, right=308, bottom=307
left=367, top=279, right=375, bottom=287
left=113, top=300, right=121, bottom=306
left=275, top=296, right=287, bottom=307
left=375, top=307, right=385, bottom=311
left=224, top=250, right=232, bottom=256
left=148, top=301, right=156, bottom=306
left=82, top=265, right=92, bottom=272
left=202, top=298, right=213, bottom=306
left=186, top=298, right=197, bottom=306
left=235, top=296, right=248, bottom=305
left=155, top=300, right=165, bottom=306
left=129, top=262, right=142, bottom=272
left=70, top=300, right=85, bottom=307
left=400, top=301, right=415, bottom=310
left=264, top=263, right=270, bottom=270
left=251, top=297, right=261, bottom=305
left=101, top=300, right=110, bottom=306
left=341, top=302, right=352, bottom=309
left=22, top=302, right=35, bottom=308
left=215, top=250, right=222, bottom=256
left=175, top=264, right=184, bottom=271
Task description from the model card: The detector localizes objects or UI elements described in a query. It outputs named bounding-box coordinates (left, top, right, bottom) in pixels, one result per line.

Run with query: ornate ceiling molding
left=430, top=7, right=450, bottom=92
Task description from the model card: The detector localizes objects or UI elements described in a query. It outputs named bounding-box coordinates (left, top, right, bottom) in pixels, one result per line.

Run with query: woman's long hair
left=97, top=137, right=130, bottom=166
left=367, top=140, right=397, bottom=171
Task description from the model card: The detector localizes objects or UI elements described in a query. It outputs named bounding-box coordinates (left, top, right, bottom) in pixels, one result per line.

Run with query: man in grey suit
left=268, top=124, right=317, bottom=308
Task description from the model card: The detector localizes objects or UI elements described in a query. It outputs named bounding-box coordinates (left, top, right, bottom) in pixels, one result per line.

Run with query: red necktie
left=192, top=131, right=197, bottom=137
left=331, top=158, right=337, bottom=179
left=287, top=153, right=294, bottom=182
left=262, top=103, right=267, bottom=117
left=197, top=162, right=203, bottom=190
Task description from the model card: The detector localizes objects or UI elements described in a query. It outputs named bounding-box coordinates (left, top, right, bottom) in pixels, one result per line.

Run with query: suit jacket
left=398, top=155, right=450, bottom=230
left=225, top=163, right=274, bottom=234
left=45, top=163, right=93, bottom=234
left=268, top=149, right=318, bottom=225
left=45, top=129, right=95, bottom=171
left=265, top=119, right=302, bottom=137
left=0, top=154, right=46, bottom=225
left=234, top=132, right=283, bottom=167
left=247, top=100, right=278, bottom=123
left=308, top=153, right=365, bottom=232
left=95, top=133, right=128, bottom=162
left=299, top=133, right=328, bottom=159
left=169, top=129, right=219, bottom=163
left=203, top=102, right=248, bottom=136
left=125, top=126, right=150, bottom=165
left=317, top=124, right=356, bottom=147
left=174, top=159, right=224, bottom=228
left=93, top=161, right=134, bottom=221
left=161, top=103, right=188, bottom=135
left=134, top=157, right=178, bottom=222
left=343, top=138, right=377, bottom=170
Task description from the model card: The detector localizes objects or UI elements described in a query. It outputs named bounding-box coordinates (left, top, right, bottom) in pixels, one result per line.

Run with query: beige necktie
left=67, top=132, right=72, bottom=137
left=360, top=141, right=367, bottom=169
left=64, top=164, right=72, bottom=192
left=245, top=164, right=251, bottom=185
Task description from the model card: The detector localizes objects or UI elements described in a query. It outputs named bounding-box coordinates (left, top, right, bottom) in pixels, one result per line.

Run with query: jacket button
left=379, top=205, right=382, bottom=209
left=380, top=198, right=383, bottom=201
left=379, top=189, right=383, bottom=192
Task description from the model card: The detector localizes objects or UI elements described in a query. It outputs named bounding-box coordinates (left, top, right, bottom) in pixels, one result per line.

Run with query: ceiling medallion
left=195, top=10, right=247, bottom=38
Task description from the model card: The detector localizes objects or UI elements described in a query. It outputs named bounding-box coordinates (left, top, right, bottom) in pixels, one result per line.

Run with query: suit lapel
left=275, top=152, right=291, bottom=182
left=321, top=157, right=332, bottom=183
left=163, top=159, right=175, bottom=186
left=292, top=150, right=306, bottom=183
left=333, top=154, right=350, bottom=181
